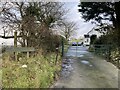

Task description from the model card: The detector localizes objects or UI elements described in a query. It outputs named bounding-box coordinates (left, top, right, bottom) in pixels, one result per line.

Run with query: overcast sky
left=64, top=2, right=96, bottom=38
left=0, top=1, right=96, bottom=45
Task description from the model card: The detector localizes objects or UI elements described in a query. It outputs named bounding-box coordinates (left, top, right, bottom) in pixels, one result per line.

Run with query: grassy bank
left=89, top=45, right=120, bottom=68
left=64, top=45, right=70, bottom=53
left=2, top=52, right=61, bottom=88
left=59, top=44, right=69, bottom=55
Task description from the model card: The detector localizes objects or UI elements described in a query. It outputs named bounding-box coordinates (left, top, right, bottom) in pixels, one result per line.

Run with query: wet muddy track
left=53, top=46, right=118, bottom=88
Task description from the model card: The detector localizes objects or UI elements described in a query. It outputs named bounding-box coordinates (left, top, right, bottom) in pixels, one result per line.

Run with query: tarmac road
left=53, top=46, right=119, bottom=88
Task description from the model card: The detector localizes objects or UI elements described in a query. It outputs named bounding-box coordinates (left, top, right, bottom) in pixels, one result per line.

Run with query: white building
left=83, top=27, right=102, bottom=46
left=84, top=34, right=90, bottom=46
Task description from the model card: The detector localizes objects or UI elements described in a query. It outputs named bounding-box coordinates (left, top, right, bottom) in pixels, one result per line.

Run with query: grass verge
left=2, top=52, right=61, bottom=88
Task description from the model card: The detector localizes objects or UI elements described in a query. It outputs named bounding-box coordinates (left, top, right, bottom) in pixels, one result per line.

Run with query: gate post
left=14, top=31, right=18, bottom=60
left=61, top=37, right=64, bottom=57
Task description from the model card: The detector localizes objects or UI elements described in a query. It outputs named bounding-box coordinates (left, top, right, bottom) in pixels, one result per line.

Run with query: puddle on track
left=81, top=60, right=90, bottom=64
left=79, top=55, right=84, bottom=57
left=81, top=60, right=93, bottom=67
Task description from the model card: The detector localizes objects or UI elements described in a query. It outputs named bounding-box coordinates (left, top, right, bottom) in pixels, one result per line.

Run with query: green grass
left=64, top=45, right=69, bottom=53
left=0, top=69, right=2, bottom=88
left=59, top=44, right=69, bottom=55
left=2, top=52, right=61, bottom=88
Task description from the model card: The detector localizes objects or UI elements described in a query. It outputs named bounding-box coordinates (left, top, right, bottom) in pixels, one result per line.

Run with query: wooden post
left=14, top=31, right=17, bottom=47
left=14, top=31, right=17, bottom=60
left=27, top=52, right=29, bottom=59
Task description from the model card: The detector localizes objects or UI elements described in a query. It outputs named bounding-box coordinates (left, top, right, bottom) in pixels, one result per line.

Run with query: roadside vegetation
left=2, top=51, right=61, bottom=88
left=0, top=57, right=2, bottom=89
left=0, top=2, right=77, bottom=88
left=93, top=31, right=120, bottom=68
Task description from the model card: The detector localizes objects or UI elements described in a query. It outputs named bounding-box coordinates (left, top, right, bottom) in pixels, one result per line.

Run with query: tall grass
left=2, top=52, right=61, bottom=88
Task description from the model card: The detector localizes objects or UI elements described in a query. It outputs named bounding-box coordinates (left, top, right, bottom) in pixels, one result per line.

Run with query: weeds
left=2, top=52, right=61, bottom=88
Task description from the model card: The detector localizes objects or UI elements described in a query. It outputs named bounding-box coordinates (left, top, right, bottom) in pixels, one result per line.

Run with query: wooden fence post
left=27, top=52, right=29, bottom=59
left=14, top=31, right=18, bottom=60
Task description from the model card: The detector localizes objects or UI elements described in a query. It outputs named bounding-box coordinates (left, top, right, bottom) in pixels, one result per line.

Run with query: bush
left=110, top=48, right=120, bottom=61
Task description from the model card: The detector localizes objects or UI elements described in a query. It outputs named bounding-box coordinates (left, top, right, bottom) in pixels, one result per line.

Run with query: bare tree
left=0, top=2, right=67, bottom=49
left=60, top=21, right=78, bottom=42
